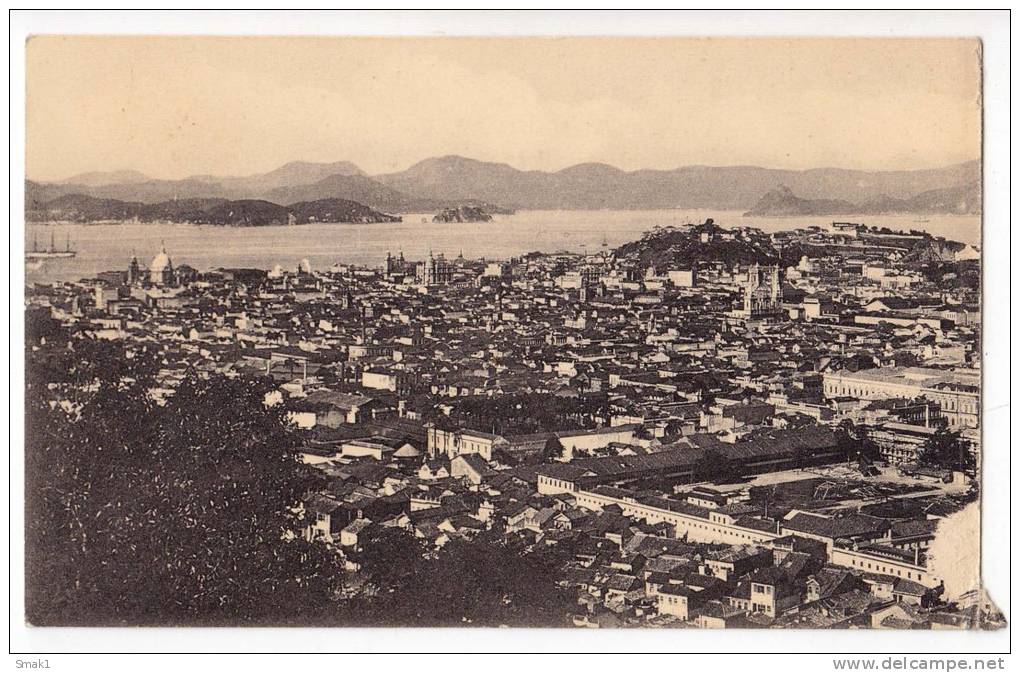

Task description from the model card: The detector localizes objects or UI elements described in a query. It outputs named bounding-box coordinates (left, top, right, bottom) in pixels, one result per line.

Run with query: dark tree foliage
left=919, top=261, right=980, bottom=290
left=616, top=223, right=780, bottom=271
left=918, top=427, right=975, bottom=473
left=431, top=392, right=609, bottom=435
left=25, top=306, right=67, bottom=347
left=25, top=338, right=344, bottom=625
left=542, top=436, right=566, bottom=461
left=340, top=538, right=574, bottom=627
left=355, top=527, right=426, bottom=589
left=834, top=419, right=883, bottom=465
left=697, top=381, right=717, bottom=408
left=26, top=334, right=577, bottom=628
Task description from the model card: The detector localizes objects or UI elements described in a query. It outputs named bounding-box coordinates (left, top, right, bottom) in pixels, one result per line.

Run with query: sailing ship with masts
left=26, top=230, right=76, bottom=260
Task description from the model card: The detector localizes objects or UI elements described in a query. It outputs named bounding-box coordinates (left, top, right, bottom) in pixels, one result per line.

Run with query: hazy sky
left=26, top=36, right=981, bottom=181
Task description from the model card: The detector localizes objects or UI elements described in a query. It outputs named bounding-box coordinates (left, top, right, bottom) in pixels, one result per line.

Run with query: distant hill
left=432, top=205, right=493, bottom=223
left=26, top=180, right=81, bottom=209
left=139, top=198, right=231, bottom=221
left=288, top=198, right=401, bottom=224
left=377, top=155, right=538, bottom=206
left=30, top=161, right=369, bottom=205
left=266, top=173, right=438, bottom=212
left=903, top=182, right=981, bottom=215
left=615, top=219, right=781, bottom=271
left=268, top=175, right=520, bottom=216
left=32, top=178, right=235, bottom=204
left=216, top=160, right=366, bottom=194
left=197, top=200, right=292, bottom=226
left=26, top=194, right=401, bottom=226
left=59, top=169, right=151, bottom=186
left=743, top=186, right=855, bottom=216
left=28, top=193, right=145, bottom=222
left=901, top=237, right=971, bottom=264
left=375, top=155, right=981, bottom=212
left=745, top=182, right=981, bottom=216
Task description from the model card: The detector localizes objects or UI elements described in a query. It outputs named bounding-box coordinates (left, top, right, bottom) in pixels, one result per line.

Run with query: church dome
left=150, top=249, right=172, bottom=274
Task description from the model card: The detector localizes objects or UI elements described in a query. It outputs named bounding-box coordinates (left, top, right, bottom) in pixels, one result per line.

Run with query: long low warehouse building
left=536, top=426, right=843, bottom=495
left=569, top=484, right=940, bottom=588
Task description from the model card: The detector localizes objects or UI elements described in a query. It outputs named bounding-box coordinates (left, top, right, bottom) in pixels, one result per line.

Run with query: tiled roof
left=783, top=512, right=889, bottom=540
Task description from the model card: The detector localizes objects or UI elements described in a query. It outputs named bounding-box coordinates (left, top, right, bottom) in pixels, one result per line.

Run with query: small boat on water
left=26, top=230, right=76, bottom=260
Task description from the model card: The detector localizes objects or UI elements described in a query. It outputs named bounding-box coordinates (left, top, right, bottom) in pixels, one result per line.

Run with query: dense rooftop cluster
left=25, top=218, right=993, bottom=629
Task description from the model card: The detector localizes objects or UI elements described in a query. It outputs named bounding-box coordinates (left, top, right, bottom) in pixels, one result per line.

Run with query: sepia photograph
left=9, top=9, right=1012, bottom=664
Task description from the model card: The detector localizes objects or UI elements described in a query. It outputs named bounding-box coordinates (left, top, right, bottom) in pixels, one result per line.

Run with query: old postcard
left=22, top=33, right=1002, bottom=633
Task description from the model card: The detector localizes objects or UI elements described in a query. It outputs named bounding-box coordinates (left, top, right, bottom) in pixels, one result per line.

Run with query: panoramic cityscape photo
left=22, top=34, right=1001, bottom=631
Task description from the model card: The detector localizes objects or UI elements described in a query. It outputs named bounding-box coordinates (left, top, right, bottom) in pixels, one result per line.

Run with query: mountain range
left=373, top=155, right=980, bottom=212
left=744, top=182, right=981, bottom=217
left=28, top=155, right=981, bottom=217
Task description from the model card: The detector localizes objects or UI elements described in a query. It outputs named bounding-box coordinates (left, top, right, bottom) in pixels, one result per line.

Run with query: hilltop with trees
left=615, top=219, right=785, bottom=271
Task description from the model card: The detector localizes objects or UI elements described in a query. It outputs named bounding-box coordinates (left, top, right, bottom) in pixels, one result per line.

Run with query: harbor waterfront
left=24, top=210, right=981, bottom=284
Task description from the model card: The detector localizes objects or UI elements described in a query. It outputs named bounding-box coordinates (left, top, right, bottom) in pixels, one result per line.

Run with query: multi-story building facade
left=739, top=264, right=783, bottom=318
left=416, top=251, right=453, bottom=286
left=822, top=367, right=979, bottom=429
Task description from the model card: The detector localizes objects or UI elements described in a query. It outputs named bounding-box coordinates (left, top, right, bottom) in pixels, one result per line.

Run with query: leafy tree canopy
left=918, top=427, right=974, bottom=473
left=26, top=339, right=344, bottom=626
